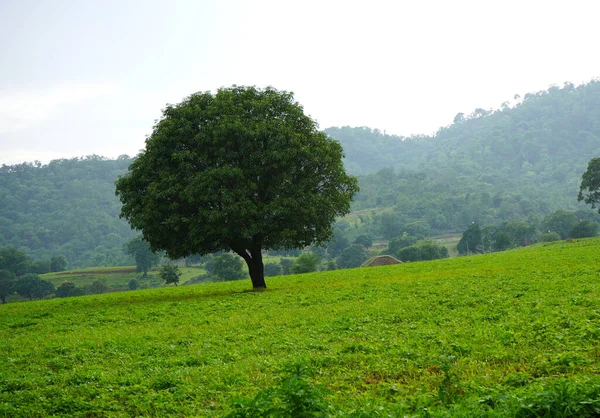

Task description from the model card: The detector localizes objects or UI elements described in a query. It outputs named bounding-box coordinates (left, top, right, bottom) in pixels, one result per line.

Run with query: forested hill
left=2, top=81, right=600, bottom=267
left=326, top=80, right=600, bottom=178
left=0, top=156, right=135, bottom=268
left=325, top=81, right=600, bottom=228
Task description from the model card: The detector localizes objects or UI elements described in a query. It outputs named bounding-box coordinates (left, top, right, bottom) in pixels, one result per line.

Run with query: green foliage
left=0, top=247, right=29, bottom=276
left=206, top=254, right=246, bottom=282
left=457, top=223, right=482, bottom=254
left=325, top=230, right=350, bottom=259
left=50, top=256, right=67, bottom=272
left=226, top=367, right=330, bottom=418
left=569, top=220, right=598, bottom=238
left=13, top=274, right=54, bottom=300
left=124, top=237, right=160, bottom=277
left=386, top=233, right=419, bottom=256
left=263, top=263, right=282, bottom=277
left=115, top=86, right=358, bottom=289
left=87, top=279, right=109, bottom=294
left=291, top=253, right=320, bottom=274
left=159, top=264, right=181, bottom=286
left=352, top=234, right=372, bottom=248
left=397, top=239, right=448, bottom=262
left=128, top=278, right=139, bottom=290
left=540, top=231, right=562, bottom=242
left=336, top=244, right=368, bottom=269
left=542, top=210, right=578, bottom=240
left=578, top=157, right=600, bottom=212
left=55, top=281, right=85, bottom=298
left=279, top=258, right=294, bottom=275
left=0, top=269, right=15, bottom=304
left=0, top=156, right=135, bottom=268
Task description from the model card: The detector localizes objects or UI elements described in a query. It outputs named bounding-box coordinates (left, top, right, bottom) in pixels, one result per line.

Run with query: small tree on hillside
left=159, top=264, right=181, bottom=286
left=115, top=86, right=358, bottom=289
left=336, top=244, right=368, bottom=269
left=291, top=253, right=321, bottom=274
left=125, top=237, right=160, bottom=278
left=14, top=274, right=55, bottom=300
left=457, top=223, right=482, bottom=255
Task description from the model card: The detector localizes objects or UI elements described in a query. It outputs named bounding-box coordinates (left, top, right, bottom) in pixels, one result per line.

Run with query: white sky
left=1, top=0, right=599, bottom=165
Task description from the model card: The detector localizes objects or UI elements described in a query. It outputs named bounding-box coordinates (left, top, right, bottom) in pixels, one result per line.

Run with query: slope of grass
left=1, top=238, right=600, bottom=416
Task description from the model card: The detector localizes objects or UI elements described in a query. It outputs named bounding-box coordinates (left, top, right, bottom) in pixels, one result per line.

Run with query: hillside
left=2, top=81, right=600, bottom=265
left=1, top=238, right=599, bottom=416
left=327, top=80, right=600, bottom=232
left=0, top=156, right=135, bottom=267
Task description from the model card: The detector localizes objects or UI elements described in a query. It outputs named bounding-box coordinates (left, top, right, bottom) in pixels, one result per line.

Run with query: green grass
left=2, top=238, right=600, bottom=416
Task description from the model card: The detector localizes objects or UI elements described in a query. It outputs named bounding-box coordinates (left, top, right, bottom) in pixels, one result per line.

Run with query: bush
left=159, top=264, right=181, bottom=286
left=264, top=263, right=282, bottom=277
left=569, top=220, right=598, bottom=238
left=87, top=280, right=109, bottom=294
left=397, top=240, right=448, bottom=262
left=336, top=244, right=369, bottom=269
left=56, top=281, right=85, bottom=298
left=352, top=234, right=373, bottom=248
left=291, top=254, right=320, bottom=274
left=540, top=231, right=561, bottom=242
left=128, top=279, right=139, bottom=290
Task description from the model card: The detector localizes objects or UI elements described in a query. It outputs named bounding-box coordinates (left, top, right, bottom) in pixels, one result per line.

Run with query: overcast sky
left=1, top=0, right=599, bottom=165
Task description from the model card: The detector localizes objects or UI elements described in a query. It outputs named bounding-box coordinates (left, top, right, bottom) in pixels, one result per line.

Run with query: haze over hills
left=1, top=81, right=599, bottom=267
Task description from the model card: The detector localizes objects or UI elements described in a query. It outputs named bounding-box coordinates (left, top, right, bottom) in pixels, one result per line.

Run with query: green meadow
left=2, top=239, right=600, bottom=416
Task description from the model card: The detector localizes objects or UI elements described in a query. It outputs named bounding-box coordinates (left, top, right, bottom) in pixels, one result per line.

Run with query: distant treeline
left=2, top=81, right=600, bottom=266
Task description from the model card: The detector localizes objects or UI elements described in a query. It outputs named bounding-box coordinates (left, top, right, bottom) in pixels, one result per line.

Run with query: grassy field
left=1, top=238, right=600, bottom=416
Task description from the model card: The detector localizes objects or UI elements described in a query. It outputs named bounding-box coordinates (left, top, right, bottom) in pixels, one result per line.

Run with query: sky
left=1, top=0, right=599, bottom=165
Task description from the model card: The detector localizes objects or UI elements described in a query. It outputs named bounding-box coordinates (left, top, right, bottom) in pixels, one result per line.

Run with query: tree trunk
left=235, top=246, right=266, bottom=289
left=248, top=247, right=266, bottom=289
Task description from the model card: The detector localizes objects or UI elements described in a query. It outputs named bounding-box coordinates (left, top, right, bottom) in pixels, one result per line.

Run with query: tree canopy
left=579, top=158, right=600, bottom=212
left=115, top=86, right=358, bottom=288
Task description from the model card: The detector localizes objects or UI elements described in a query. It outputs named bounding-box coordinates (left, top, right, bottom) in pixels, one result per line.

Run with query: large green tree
left=579, top=158, right=600, bottom=212
left=115, top=86, right=358, bottom=289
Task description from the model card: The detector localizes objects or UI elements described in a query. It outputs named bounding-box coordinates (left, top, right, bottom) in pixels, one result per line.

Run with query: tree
left=352, top=234, right=373, bottom=248
left=279, top=258, right=294, bottom=275
left=125, top=237, right=160, bottom=278
left=579, top=158, right=600, bottom=211
left=291, top=253, right=321, bottom=274
left=336, top=244, right=368, bottom=269
left=0, top=270, right=15, bottom=304
left=50, top=256, right=67, bottom=272
left=457, top=223, right=482, bottom=255
left=206, top=254, right=246, bottom=281
left=87, top=280, right=109, bottom=294
left=56, top=281, right=85, bottom=298
left=397, top=240, right=448, bottom=262
left=387, top=233, right=418, bottom=256
left=0, top=247, right=29, bottom=277
left=263, top=262, right=282, bottom=277
left=115, top=86, right=358, bottom=289
left=569, top=220, right=598, bottom=238
left=542, top=210, right=578, bottom=240
left=159, top=264, right=181, bottom=286
left=14, top=274, right=55, bottom=300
